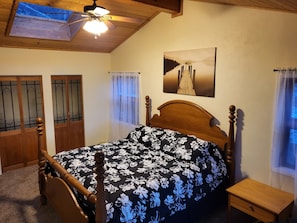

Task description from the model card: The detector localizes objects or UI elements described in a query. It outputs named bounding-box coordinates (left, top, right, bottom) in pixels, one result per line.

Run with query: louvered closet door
left=0, top=76, right=45, bottom=172
left=52, top=75, right=85, bottom=153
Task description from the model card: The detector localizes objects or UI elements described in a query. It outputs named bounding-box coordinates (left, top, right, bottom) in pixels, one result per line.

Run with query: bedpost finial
left=36, top=117, right=44, bottom=136
left=229, top=105, right=236, bottom=122
left=145, top=96, right=151, bottom=110
left=145, top=96, right=151, bottom=126
left=36, top=117, right=43, bottom=124
left=229, top=105, right=235, bottom=112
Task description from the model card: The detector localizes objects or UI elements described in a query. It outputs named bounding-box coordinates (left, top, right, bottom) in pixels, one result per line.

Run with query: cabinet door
left=20, top=77, right=44, bottom=163
left=0, top=79, right=22, bottom=169
left=52, top=75, right=85, bottom=152
left=0, top=76, right=44, bottom=172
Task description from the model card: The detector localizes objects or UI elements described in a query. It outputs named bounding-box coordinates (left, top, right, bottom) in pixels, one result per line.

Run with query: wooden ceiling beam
left=191, top=0, right=297, bottom=14
left=132, top=0, right=183, bottom=15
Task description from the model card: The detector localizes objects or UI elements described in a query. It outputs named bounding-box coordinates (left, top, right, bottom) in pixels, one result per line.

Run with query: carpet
left=0, top=164, right=257, bottom=223
left=0, top=165, right=62, bottom=223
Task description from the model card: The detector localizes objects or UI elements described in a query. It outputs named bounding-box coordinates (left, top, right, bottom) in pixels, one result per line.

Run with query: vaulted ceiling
left=1, top=0, right=296, bottom=53
left=0, top=0, right=182, bottom=53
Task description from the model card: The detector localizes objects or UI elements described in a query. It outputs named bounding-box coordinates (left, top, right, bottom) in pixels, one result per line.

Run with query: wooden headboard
left=145, top=95, right=236, bottom=184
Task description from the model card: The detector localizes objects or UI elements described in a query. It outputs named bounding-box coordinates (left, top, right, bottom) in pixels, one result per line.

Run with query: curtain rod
left=108, top=71, right=140, bottom=74
left=273, top=68, right=297, bottom=72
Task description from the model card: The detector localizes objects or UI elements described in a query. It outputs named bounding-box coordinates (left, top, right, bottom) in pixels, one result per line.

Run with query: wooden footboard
left=36, top=118, right=106, bottom=223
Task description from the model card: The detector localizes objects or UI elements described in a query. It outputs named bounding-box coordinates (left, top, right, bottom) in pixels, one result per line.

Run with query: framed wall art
left=163, top=47, right=217, bottom=97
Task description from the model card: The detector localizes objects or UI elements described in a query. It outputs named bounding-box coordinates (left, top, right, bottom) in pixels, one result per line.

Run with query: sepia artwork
left=163, top=47, right=216, bottom=97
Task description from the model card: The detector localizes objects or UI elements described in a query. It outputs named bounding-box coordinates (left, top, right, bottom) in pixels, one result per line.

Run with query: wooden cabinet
left=227, top=178, right=294, bottom=223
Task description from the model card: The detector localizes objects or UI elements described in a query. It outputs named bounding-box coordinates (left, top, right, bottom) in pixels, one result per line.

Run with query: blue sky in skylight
left=17, top=2, right=73, bottom=21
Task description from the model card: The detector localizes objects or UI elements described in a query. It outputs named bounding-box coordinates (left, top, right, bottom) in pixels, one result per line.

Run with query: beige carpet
left=0, top=165, right=62, bottom=223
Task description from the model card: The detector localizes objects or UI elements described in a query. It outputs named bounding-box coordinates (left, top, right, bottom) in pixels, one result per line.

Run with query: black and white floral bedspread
left=50, top=125, right=228, bottom=223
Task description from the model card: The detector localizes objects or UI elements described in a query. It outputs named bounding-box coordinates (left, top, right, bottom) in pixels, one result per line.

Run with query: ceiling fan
left=75, top=0, right=143, bottom=38
left=9, top=1, right=143, bottom=41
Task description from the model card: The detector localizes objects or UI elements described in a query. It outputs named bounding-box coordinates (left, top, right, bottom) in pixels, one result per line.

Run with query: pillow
left=126, top=125, right=225, bottom=165
left=127, top=125, right=187, bottom=152
left=126, top=125, right=146, bottom=142
left=126, top=125, right=167, bottom=148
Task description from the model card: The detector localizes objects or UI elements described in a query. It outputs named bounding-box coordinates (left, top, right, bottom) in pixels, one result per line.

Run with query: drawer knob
left=249, top=205, right=255, bottom=212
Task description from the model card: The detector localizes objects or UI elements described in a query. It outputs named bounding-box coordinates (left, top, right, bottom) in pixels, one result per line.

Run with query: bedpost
left=145, top=95, right=151, bottom=126
left=226, top=105, right=236, bottom=186
left=36, top=117, right=47, bottom=204
left=95, top=151, right=107, bottom=223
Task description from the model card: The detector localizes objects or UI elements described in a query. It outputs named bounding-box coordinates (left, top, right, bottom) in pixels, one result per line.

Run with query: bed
left=36, top=95, right=236, bottom=223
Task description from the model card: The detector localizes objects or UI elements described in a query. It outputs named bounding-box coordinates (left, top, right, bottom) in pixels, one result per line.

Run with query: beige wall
left=111, top=0, right=297, bottom=188
left=0, top=48, right=111, bottom=155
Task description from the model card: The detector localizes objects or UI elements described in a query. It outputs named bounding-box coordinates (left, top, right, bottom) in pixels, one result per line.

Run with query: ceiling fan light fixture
left=83, top=19, right=108, bottom=36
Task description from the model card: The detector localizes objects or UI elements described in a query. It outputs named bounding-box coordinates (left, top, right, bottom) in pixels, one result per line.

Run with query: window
left=110, top=72, right=140, bottom=140
left=272, top=69, right=297, bottom=176
left=112, top=76, right=139, bottom=125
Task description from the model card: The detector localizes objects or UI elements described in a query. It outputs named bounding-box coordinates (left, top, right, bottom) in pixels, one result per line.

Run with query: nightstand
left=226, top=178, right=294, bottom=223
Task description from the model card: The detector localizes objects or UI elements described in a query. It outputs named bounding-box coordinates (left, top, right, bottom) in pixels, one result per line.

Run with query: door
left=0, top=76, right=45, bottom=172
left=51, top=75, right=85, bottom=152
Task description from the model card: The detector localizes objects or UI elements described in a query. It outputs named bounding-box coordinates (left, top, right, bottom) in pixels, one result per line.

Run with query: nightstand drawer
left=229, top=194, right=276, bottom=222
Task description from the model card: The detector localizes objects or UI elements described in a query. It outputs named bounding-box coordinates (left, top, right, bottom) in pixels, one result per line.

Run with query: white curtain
left=109, top=72, right=140, bottom=141
left=271, top=69, right=297, bottom=220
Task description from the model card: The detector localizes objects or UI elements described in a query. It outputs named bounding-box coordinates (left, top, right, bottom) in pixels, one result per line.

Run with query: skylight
left=9, top=1, right=83, bottom=41
left=16, top=2, right=72, bottom=21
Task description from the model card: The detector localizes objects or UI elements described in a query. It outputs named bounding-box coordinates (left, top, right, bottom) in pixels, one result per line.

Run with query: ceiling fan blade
left=106, top=15, right=143, bottom=24
left=68, top=17, right=88, bottom=25
left=71, top=11, right=88, bottom=16
left=104, top=20, right=116, bottom=30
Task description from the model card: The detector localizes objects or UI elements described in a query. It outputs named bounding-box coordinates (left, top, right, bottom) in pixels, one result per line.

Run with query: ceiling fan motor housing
left=84, top=0, right=105, bottom=12
left=84, top=0, right=110, bottom=17
left=84, top=4, right=96, bottom=12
